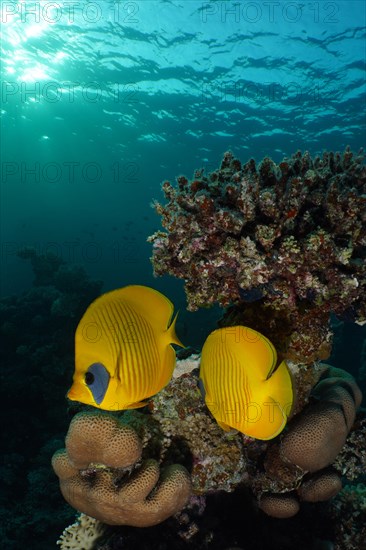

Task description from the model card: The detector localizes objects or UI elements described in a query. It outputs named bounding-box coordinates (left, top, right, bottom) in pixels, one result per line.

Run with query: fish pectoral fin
left=124, top=399, right=150, bottom=409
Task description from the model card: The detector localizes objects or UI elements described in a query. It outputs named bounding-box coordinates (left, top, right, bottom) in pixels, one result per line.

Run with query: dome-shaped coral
left=298, top=469, right=342, bottom=502
left=52, top=411, right=192, bottom=527
left=259, top=492, right=300, bottom=518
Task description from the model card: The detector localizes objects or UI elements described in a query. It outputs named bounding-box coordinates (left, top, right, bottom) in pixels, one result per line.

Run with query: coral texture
left=57, top=513, right=104, bottom=550
left=298, top=469, right=342, bottom=502
left=259, top=492, right=300, bottom=519
left=331, top=483, right=366, bottom=550
left=54, top=357, right=364, bottom=547
left=147, top=362, right=248, bottom=494
left=256, top=365, right=362, bottom=517
left=149, top=148, right=366, bottom=362
left=52, top=411, right=192, bottom=527
left=333, top=416, right=366, bottom=480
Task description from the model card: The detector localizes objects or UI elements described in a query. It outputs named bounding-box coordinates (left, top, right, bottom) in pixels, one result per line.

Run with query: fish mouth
left=67, top=382, right=92, bottom=404
left=67, top=387, right=77, bottom=401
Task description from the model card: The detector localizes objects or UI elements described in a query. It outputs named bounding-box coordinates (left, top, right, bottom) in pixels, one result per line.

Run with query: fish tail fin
left=156, top=312, right=184, bottom=393
left=266, top=359, right=293, bottom=417
left=167, top=311, right=185, bottom=347
left=245, top=360, right=293, bottom=440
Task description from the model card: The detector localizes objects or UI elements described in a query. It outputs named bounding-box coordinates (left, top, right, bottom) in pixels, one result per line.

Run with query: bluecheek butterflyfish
left=68, top=285, right=184, bottom=410
left=199, top=326, right=293, bottom=440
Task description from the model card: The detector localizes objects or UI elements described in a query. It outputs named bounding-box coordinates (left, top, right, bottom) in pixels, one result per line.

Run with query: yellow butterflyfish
left=67, top=285, right=184, bottom=410
left=199, top=326, right=293, bottom=440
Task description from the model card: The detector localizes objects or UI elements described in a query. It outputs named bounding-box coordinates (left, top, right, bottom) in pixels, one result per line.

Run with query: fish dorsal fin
left=222, top=326, right=277, bottom=381
left=114, top=285, right=184, bottom=347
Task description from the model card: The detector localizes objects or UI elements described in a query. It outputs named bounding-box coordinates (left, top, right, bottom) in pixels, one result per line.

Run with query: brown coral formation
left=52, top=411, right=191, bottom=527
left=259, top=492, right=300, bottom=519
left=149, top=148, right=366, bottom=363
left=148, top=365, right=248, bottom=494
left=54, top=359, right=364, bottom=540
left=257, top=366, right=362, bottom=518
left=64, top=410, right=142, bottom=469
left=259, top=469, right=342, bottom=518
left=298, top=469, right=342, bottom=502
left=271, top=365, right=362, bottom=474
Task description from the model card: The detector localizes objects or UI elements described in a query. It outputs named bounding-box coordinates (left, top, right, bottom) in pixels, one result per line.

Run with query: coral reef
left=255, top=365, right=362, bottom=518
left=54, top=356, right=363, bottom=537
left=333, top=416, right=366, bottom=480
left=57, top=513, right=105, bottom=550
left=53, top=354, right=364, bottom=549
left=330, top=483, right=366, bottom=550
left=149, top=148, right=366, bottom=363
left=2, top=241, right=363, bottom=549
left=52, top=411, right=191, bottom=527
left=147, top=359, right=248, bottom=494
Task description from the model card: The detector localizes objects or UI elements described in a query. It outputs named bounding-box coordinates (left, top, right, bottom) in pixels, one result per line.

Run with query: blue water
left=1, top=3, right=365, bottom=548
left=2, top=0, right=365, bottom=298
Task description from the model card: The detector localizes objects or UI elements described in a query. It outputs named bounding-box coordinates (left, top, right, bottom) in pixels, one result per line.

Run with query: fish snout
left=67, top=381, right=92, bottom=404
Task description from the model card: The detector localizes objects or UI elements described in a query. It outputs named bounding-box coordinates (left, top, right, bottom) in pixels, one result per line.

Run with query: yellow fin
left=116, top=285, right=176, bottom=332
left=123, top=400, right=150, bottom=409
left=251, top=359, right=293, bottom=440
left=166, top=311, right=185, bottom=347
left=266, top=359, right=293, bottom=419
left=225, top=326, right=277, bottom=379
left=251, top=396, right=288, bottom=440
left=217, top=420, right=232, bottom=431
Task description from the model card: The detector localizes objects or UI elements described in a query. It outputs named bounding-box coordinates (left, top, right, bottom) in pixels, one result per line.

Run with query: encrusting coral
left=330, top=483, right=366, bottom=550
left=148, top=148, right=366, bottom=363
left=52, top=411, right=192, bottom=528
left=333, top=416, right=366, bottom=480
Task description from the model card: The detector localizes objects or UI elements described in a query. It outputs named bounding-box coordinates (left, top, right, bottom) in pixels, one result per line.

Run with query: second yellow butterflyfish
left=68, top=285, right=184, bottom=410
left=199, top=326, right=293, bottom=440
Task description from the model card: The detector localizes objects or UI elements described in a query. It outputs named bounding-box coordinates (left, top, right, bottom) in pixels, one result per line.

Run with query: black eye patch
left=85, top=363, right=110, bottom=404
